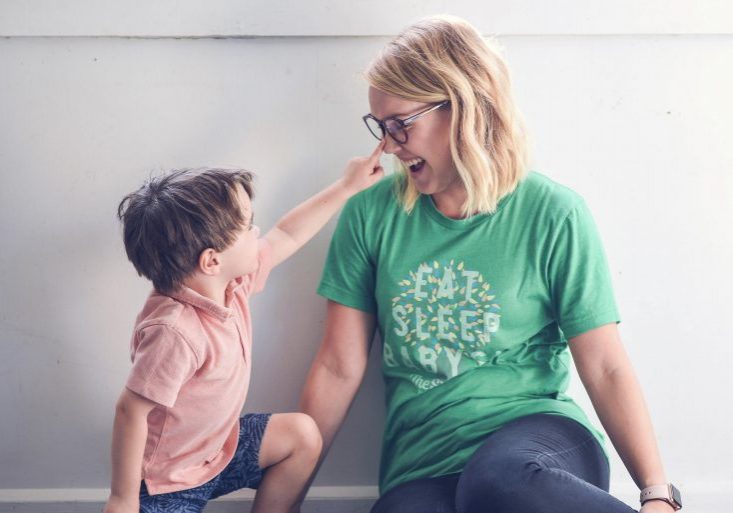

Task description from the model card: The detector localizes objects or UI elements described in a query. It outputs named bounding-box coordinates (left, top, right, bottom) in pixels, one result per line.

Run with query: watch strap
left=640, top=484, right=682, bottom=510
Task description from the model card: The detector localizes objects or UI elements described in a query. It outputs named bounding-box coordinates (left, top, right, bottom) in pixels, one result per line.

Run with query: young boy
left=104, top=141, right=384, bottom=513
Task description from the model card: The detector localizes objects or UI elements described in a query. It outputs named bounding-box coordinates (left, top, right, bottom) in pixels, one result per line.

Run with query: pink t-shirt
left=125, top=240, right=273, bottom=495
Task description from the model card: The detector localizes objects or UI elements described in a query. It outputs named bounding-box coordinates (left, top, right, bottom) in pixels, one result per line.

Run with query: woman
left=300, top=15, right=680, bottom=513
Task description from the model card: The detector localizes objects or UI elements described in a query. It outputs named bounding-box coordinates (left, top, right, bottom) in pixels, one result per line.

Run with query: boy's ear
left=198, top=248, right=222, bottom=276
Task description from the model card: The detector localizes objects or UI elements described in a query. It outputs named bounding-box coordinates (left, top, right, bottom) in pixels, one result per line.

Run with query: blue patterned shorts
left=139, top=413, right=271, bottom=513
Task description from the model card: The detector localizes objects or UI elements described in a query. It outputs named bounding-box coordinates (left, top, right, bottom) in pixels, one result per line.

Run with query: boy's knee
left=287, top=413, right=323, bottom=456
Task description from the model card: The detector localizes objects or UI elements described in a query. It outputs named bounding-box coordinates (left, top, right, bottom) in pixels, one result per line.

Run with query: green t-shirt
left=318, top=171, right=620, bottom=494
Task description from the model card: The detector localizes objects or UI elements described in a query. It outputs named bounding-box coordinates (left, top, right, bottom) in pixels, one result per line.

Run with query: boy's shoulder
left=134, top=290, right=186, bottom=330
left=131, top=290, right=211, bottom=358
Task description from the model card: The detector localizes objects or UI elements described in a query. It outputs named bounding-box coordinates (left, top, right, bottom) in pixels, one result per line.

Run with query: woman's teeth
left=402, top=158, right=425, bottom=171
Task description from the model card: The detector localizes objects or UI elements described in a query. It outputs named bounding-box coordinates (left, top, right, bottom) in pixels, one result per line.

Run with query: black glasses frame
left=362, top=100, right=449, bottom=144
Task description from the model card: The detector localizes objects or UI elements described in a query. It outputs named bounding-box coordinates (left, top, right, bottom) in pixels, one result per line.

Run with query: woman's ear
left=198, top=248, right=222, bottom=276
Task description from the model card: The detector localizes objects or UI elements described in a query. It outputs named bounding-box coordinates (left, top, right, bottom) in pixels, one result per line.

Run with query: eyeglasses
left=362, top=101, right=449, bottom=145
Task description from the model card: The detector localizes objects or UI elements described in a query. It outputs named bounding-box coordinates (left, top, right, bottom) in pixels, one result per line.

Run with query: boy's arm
left=104, top=388, right=157, bottom=513
left=264, top=141, right=384, bottom=268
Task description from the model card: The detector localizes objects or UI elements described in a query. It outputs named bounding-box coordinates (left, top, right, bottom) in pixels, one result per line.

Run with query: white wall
left=1, top=1, right=732, bottom=509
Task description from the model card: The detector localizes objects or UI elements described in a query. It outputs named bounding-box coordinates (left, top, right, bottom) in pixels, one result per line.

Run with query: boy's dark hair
left=117, top=168, right=255, bottom=294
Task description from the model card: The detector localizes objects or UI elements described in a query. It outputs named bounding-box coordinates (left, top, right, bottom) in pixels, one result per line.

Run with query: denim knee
left=455, top=452, right=542, bottom=512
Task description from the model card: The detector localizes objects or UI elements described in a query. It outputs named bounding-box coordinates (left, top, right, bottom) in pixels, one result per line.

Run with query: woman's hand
left=640, top=500, right=677, bottom=513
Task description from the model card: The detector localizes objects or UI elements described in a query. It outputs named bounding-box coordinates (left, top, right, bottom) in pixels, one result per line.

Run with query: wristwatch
left=640, top=484, right=682, bottom=510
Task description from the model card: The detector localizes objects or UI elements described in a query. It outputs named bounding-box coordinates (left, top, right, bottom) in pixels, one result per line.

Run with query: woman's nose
left=382, top=136, right=402, bottom=154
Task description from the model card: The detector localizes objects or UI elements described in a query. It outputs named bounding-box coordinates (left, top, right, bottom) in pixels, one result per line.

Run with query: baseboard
left=0, top=486, right=378, bottom=501
left=0, top=486, right=376, bottom=513
left=1, top=483, right=730, bottom=513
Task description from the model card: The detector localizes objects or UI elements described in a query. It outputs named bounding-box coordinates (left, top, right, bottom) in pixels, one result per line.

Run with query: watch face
left=671, top=484, right=682, bottom=507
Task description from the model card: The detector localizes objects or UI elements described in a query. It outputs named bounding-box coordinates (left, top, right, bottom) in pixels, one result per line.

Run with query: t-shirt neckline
left=419, top=180, right=521, bottom=230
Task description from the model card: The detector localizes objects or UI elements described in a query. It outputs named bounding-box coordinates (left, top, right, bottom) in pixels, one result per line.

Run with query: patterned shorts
left=139, top=413, right=271, bottom=513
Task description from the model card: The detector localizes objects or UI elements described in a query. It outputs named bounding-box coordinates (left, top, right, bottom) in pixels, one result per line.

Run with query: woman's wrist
left=639, top=483, right=682, bottom=511
left=640, top=474, right=668, bottom=489
left=641, top=498, right=677, bottom=512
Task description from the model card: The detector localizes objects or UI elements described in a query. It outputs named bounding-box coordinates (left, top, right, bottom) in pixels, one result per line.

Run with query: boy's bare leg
left=251, top=413, right=323, bottom=513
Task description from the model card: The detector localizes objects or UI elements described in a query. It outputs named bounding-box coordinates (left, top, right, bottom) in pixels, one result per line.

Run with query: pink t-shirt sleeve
left=242, top=238, right=274, bottom=296
left=126, top=323, right=200, bottom=408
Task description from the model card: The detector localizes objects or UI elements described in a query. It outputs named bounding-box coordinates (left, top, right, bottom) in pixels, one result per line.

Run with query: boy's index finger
left=370, top=139, right=386, bottom=161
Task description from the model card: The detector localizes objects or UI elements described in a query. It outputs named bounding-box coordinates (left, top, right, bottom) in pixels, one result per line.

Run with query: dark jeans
left=371, top=413, right=637, bottom=513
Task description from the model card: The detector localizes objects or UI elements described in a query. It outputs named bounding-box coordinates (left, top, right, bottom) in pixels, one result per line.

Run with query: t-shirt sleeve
left=317, top=194, right=377, bottom=313
left=242, top=238, right=274, bottom=297
left=547, top=200, right=620, bottom=340
left=126, top=323, right=200, bottom=408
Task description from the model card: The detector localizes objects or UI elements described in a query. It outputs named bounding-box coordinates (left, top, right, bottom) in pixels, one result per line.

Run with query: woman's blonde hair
left=365, top=15, right=529, bottom=216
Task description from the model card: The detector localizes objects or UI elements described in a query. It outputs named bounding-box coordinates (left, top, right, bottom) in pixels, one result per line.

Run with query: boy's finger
left=369, top=139, right=386, bottom=161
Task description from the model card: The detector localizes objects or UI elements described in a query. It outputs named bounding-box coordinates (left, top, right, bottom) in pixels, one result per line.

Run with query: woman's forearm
left=299, top=356, right=364, bottom=459
left=299, top=301, right=375, bottom=460
left=570, top=325, right=671, bottom=493
left=583, top=360, right=668, bottom=489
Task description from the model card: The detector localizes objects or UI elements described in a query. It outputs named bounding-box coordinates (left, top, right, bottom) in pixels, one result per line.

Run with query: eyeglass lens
left=364, top=116, right=408, bottom=143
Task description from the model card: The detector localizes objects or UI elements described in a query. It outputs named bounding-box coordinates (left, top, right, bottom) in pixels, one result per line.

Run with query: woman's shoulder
left=346, top=173, right=401, bottom=212
left=514, top=171, right=586, bottom=218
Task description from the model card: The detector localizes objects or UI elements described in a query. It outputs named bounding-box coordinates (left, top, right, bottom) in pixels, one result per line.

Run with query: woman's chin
left=410, top=179, right=432, bottom=194
left=408, top=167, right=432, bottom=192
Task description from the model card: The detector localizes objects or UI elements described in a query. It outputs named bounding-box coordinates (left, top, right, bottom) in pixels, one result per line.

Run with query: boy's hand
left=264, top=139, right=386, bottom=268
left=341, top=140, right=386, bottom=195
left=103, top=494, right=139, bottom=513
